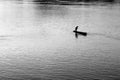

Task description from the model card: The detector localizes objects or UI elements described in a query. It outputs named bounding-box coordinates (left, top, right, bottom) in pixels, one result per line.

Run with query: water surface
left=0, top=1, right=120, bottom=80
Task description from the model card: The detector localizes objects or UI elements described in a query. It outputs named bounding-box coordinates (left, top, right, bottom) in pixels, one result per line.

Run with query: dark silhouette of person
left=75, top=26, right=78, bottom=31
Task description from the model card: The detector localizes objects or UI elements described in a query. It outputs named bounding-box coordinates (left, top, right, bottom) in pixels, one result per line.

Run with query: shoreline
left=34, top=1, right=119, bottom=6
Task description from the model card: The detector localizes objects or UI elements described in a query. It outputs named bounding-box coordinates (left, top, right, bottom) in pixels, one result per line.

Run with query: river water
left=0, top=0, right=120, bottom=80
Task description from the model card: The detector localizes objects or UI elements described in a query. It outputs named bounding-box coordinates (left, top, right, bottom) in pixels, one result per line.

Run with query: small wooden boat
left=73, top=30, right=87, bottom=36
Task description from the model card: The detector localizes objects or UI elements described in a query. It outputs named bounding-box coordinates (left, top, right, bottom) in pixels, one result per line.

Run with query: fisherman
left=75, top=26, right=78, bottom=31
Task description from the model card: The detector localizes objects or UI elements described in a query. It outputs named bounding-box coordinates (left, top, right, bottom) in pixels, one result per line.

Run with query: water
left=0, top=0, right=120, bottom=80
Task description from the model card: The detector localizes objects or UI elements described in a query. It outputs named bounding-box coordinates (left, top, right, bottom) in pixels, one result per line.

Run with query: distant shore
left=34, top=1, right=119, bottom=6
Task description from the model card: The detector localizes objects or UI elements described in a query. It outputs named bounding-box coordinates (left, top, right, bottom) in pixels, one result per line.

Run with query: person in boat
left=73, top=26, right=87, bottom=37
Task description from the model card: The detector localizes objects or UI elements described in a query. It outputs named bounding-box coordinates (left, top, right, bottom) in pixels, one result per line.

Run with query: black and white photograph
left=0, top=0, right=120, bottom=80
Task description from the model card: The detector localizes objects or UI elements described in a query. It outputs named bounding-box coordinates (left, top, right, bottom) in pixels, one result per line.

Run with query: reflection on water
left=0, top=0, right=120, bottom=80
left=35, top=4, right=68, bottom=17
